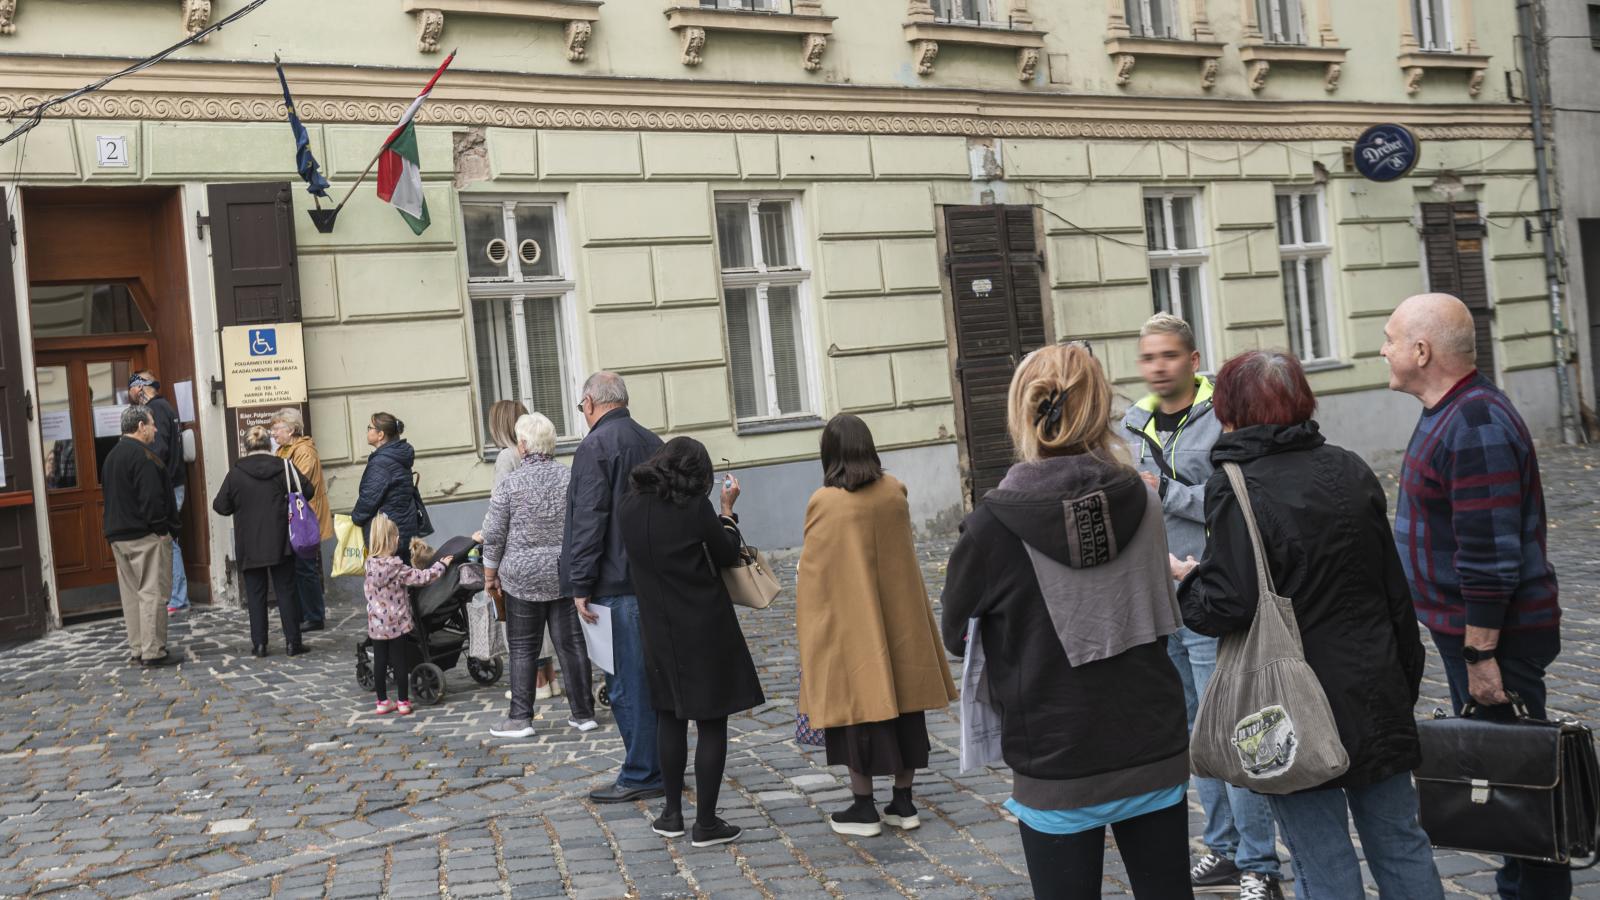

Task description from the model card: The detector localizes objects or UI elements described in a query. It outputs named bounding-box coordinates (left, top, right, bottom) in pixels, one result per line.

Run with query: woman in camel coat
left=796, top=414, right=958, bottom=839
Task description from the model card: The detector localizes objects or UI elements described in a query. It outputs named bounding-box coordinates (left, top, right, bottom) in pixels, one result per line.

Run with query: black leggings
left=1017, top=800, right=1194, bottom=900
left=656, top=711, right=728, bottom=827
left=373, top=636, right=411, bottom=703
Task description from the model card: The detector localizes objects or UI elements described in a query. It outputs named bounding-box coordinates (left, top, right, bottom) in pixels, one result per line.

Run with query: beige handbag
left=716, top=524, right=782, bottom=610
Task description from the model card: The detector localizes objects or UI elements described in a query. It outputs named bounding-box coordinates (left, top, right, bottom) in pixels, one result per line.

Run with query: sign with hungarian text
left=1353, top=124, right=1421, bottom=183
left=221, top=323, right=308, bottom=407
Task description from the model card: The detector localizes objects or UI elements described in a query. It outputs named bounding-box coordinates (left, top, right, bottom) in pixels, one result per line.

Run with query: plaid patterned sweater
left=1396, top=373, right=1560, bottom=656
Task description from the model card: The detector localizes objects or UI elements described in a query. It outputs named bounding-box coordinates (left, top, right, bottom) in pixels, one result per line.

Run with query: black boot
left=828, top=793, right=881, bottom=837
left=252, top=644, right=268, bottom=658
left=883, top=786, right=919, bottom=830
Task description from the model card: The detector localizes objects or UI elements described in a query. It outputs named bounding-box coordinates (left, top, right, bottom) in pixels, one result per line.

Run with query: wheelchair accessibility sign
left=221, top=323, right=307, bottom=406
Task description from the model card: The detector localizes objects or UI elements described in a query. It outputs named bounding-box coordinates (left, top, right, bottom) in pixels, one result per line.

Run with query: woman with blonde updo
left=940, top=343, right=1193, bottom=899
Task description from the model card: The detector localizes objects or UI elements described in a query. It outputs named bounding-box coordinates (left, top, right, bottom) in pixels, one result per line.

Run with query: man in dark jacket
left=102, top=405, right=182, bottom=667
left=561, top=371, right=665, bottom=803
left=129, top=372, right=189, bottom=613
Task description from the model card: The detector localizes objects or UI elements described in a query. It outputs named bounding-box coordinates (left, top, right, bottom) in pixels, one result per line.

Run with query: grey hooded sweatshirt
left=1120, top=375, right=1222, bottom=564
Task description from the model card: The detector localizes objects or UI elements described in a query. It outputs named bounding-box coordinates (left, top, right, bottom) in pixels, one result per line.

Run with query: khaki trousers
left=112, top=533, right=173, bottom=660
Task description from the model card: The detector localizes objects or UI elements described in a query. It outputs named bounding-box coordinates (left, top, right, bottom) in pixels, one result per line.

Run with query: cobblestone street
left=0, top=445, right=1596, bottom=899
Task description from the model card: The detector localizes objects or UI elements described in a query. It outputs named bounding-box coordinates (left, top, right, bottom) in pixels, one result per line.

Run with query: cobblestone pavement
left=0, top=445, right=1596, bottom=899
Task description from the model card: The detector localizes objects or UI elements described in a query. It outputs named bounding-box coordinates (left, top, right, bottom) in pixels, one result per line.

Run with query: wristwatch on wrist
left=1462, top=645, right=1497, bottom=664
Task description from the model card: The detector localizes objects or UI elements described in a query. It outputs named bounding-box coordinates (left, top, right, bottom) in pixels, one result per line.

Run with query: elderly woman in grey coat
left=482, top=413, right=595, bottom=738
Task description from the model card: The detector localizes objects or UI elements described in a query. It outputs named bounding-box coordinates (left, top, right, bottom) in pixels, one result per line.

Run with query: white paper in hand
left=959, top=617, right=1005, bottom=774
left=578, top=603, right=615, bottom=675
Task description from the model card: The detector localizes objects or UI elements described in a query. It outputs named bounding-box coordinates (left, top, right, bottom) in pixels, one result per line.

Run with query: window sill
left=902, top=21, right=1047, bottom=80
left=1103, top=36, right=1228, bottom=89
left=1238, top=42, right=1348, bottom=92
left=1301, top=359, right=1352, bottom=375
left=665, top=6, right=835, bottom=70
left=1397, top=49, right=1490, bottom=97
left=734, top=416, right=825, bottom=436
left=402, top=0, right=603, bottom=57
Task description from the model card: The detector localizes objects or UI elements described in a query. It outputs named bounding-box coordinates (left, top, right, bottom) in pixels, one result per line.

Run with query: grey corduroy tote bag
left=1189, top=462, right=1350, bottom=795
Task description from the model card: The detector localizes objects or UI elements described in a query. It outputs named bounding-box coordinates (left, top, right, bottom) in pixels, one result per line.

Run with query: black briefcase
left=1415, top=696, right=1600, bottom=865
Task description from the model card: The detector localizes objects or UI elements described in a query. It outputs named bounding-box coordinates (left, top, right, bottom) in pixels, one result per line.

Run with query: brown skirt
left=824, top=711, right=931, bottom=776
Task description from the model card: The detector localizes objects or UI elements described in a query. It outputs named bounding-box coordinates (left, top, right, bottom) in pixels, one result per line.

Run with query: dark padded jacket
left=558, top=409, right=664, bottom=599
left=351, top=439, right=419, bottom=541
left=1179, top=421, right=1425, bottom=790
left=212, top=453, right=316, bottom=571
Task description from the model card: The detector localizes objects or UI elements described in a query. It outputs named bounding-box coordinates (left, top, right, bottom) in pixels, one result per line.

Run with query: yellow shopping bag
left=332, top=514, right=366, bottom=578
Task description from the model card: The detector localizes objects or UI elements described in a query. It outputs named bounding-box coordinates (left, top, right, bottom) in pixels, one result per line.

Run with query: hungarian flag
left=377, top=51, right=454, bottom=235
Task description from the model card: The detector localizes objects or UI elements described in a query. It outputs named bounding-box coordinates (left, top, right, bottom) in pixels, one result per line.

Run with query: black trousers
left=242, top=559, right=301, bottom=650
left=1017, top=800, right=1194, bottom=900
left=373, top=636, right=411, bottom=703
left=657, top=711, right=728, bottom=828
left=506, top=595, right=594, bottom=722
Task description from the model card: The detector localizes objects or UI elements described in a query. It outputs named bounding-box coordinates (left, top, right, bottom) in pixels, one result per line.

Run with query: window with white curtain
left=700, top=0, right=780, bottom=10
left=463, top=199, right=579, bottom=443
left=1255, top=0, right=1305, bottom=43
left=1144, top=191, right=1214, bottom=359
left=934, top=0, right=999, bottom=25
left=1412, top=0, right=1453, bottom=51
left=1275, top=188, right=1337, bottom=363
left=1125, top=0, right=1178, bottom=38
left=714, top=196, right=817, bottom=423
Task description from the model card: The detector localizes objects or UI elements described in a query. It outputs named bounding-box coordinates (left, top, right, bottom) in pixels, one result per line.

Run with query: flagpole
left=331, top=47, right=456, bottom=213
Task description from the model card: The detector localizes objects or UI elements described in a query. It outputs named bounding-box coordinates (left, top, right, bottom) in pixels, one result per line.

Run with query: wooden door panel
left=47, top=505, right=88, bottom=572
left=0, top=188, right=48, bottom=640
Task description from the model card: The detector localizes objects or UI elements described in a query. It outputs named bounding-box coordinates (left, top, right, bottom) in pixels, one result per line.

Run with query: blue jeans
left=1269, top=772, right=1444, bottom=900
left=168, top=486, right=189, bottom=609
left=295, top=549, right=326, bottom=626
left=1437, top=644, right=1571, bottom=900
left=595, top=595, right=661, bottom=790
left=1168, top=625, right=1281, bottom=877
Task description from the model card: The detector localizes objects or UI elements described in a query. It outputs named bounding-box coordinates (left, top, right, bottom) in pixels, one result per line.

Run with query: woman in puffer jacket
left=351, top=412, right=420, bottom=563
left=941, top=343, right=1192, bottom=900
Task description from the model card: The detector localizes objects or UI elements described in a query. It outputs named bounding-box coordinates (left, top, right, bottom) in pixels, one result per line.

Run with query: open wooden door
left=0, top=190, right=50, bottom=640
left=206, top=183, right=308, bottom=464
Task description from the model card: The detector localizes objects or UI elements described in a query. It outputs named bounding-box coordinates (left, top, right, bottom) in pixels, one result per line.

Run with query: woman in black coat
left=1177, top=351, right=1442, bottom=900
left=351, top=412, right=420, bottom=563
left=213, top=425, right=315, bottom=658
left=619, top=437, right=764, bottom=849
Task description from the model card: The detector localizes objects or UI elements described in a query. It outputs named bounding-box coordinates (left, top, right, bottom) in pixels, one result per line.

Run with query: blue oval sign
left=1354, top=124, right=1421, bottom=182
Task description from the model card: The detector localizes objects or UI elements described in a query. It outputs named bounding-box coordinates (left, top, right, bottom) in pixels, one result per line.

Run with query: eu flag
left=275, top=55, right=330, bottom=198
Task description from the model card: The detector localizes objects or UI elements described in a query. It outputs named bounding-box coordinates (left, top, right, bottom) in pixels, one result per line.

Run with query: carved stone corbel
left=1325, top=62, right=1342, bottom=92
left=1199, top=57, right=1219, bottom=90
left=181, top=0, right=211, bottom=40
left=802, top=33, right=827, bottom=72
left=681, top=26, right=706, bottom=66
left=417, top=9, right=444, bottom=53
left=1113, top=52, right=1136, bottom=85
left=1017, top=47, right=1040, bottom=82
left=565, top=20, right=592, bottom=62
left=0, top=0, right=16, bottom=36
left=1247, top=59, right=1269, bottom=91
left=1468, top=68, right=1485, bottom=97
left=1405, top=65, right=1425, bottom=94
left=914, top=39, right=939, bottom=76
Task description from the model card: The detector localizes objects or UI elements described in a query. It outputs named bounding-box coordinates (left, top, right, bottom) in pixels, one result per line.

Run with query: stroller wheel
left=411, top=662, right=447, bottom=706
left=597, top=683, right=610, bottom=709
left=467, top=657, right=502, bottom=685
left=355, top=644, right=375, bottom=691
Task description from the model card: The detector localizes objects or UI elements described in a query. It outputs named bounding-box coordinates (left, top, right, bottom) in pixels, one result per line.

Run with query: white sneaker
left=535, top=683, right=554, bottom=701
left=504, top=690, right=512, bottom=700
left=569, top=718, right=599, bottom=732
left=489, top=718, right=535, bottom=739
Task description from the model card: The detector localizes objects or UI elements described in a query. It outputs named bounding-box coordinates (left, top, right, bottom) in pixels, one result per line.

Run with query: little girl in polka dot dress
left=365, top=513, right=451, bottom=715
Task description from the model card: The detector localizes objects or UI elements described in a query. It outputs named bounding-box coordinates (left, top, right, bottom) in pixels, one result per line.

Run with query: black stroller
left=354, top=535, right=503, bottom=705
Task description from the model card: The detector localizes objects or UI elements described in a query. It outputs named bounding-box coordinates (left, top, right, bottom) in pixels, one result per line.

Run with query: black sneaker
left=651, top=810, right=685, bottom=838
left=882, top=789, right=920, bottom=831
left=828, top=795, right=882, bottom=837
left=1238, top=872, right=1285, bottom=900
left=1191, top=853, right=1241, bottom=893
left=690, top=818, right=741, bottom=848
left=140, top=651, right=180, bottom=668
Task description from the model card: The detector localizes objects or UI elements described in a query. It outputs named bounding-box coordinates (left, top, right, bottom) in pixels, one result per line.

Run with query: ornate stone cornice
left=0, top=56, right=1534, bottom=142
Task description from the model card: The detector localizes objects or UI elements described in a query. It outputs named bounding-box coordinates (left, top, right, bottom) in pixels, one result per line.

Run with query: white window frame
left=1412, top=0, right=1454, bottom=52
left=461, top=195, right=585, bottom=445
left=1256, top=0, right=1304, bottom=44
left=935, top=0, right=999, bottom=26
left=700, top=0, right=779, bottom=10
left=1126, top=0, right=1179, bottom=38
left=1275, top=187, right=1339, bottom=364
left=1144, top=189, right=1217, bottom=363
left=714, top=193, right=821, bottom=425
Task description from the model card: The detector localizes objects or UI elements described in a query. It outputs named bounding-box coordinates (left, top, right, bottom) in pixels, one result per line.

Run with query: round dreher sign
left=1353, top=124, right=1421, bottom=182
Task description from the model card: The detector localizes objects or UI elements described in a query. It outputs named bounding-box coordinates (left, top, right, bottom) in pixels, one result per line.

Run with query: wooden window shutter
left=0, top=188, right=50, bottom=640
left=1420, top=201, right=1496, bottom=382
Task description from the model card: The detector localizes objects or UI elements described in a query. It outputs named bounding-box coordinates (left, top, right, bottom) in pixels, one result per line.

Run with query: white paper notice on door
left=0, top=422, right=6, bottom=487
left=174, top=380, right=196, bottom=423
left=93, top=404, right=129, bottom=438
left=959, top=618, right=1006, bottom=774
left=39, top=410, right=72, bottom=443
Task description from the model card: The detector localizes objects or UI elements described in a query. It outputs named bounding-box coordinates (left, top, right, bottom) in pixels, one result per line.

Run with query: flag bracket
left=195, top=212, right=211, bottom=240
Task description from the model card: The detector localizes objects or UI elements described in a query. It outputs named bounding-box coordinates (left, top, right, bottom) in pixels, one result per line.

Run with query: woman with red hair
left=1177, top=350, right=1443, bottom=900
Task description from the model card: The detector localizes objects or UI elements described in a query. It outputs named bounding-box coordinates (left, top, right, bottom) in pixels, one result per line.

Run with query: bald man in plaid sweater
left=1383, top=293, right=1566, bottom=900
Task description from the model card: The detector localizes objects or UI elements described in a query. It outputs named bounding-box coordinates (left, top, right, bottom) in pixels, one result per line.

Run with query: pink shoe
left=395, top=701, right=413, bottom=716
left=374, top=700, right=396, bottom=715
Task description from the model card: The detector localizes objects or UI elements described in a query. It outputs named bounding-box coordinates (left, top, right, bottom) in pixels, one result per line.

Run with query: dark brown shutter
left=0, top=189, right=49, bottom=640
left=206, top=183, right=307, bottom=463
left=1420, top=201, right=1495, bottom=382
left=944, top=205, right=1048, bottom=503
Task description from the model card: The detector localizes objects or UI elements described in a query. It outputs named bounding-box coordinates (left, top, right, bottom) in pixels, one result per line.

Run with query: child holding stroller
left=366, top=513, right=453, bottom=715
